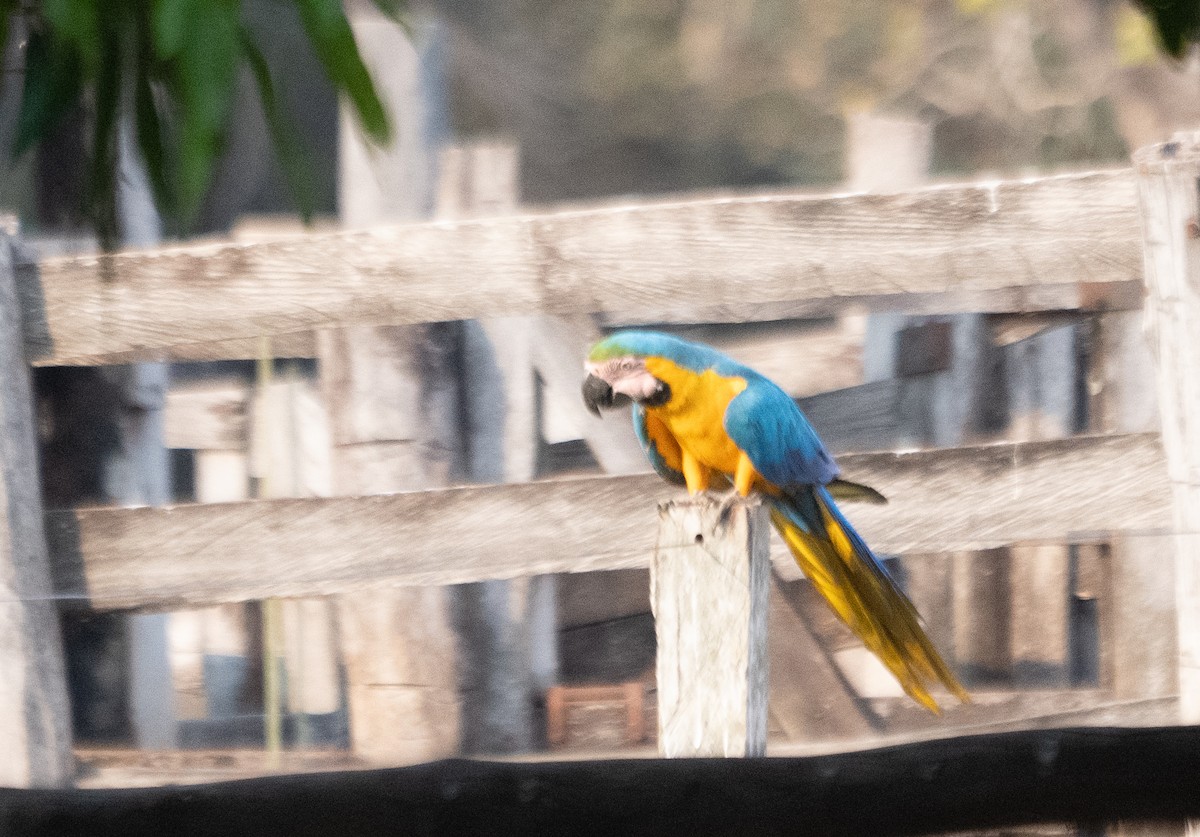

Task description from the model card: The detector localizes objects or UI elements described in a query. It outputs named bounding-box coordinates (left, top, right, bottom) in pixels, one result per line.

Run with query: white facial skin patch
left=585, top=357, right=663, bottom=401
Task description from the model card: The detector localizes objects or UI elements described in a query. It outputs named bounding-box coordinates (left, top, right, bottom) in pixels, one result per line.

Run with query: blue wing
left=722, top=374, right=839, bottom=488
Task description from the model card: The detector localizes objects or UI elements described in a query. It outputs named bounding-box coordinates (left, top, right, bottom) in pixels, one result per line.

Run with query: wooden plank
left=845, top=112, right=931, bottom=192
left=767, top=576, right=878, bottom=741
left=1003, top=322, right=1082, bottom=689
left=1089, top=312, right=1174, bottom=705
left=601, top=280, right=1143, bottom=329
left=42, top=432, right=1171, bottom=612
left=660, top=318, right=865, bottom=399
left=11, top=727, right=1200, bottom=835
left=797, top=379, right=902, bottom=453
left=652, top=499, right=769, bottom=757
left=327, top=7, right=463, bottom=767
left=249, top=372, right=339, bottom=726
left=557, top=569, right=650, bottom=629
left=1134, top=134, right=1200, bottom=724
left=164, top=380, right=249, bottom=451
left=442, top=141, right=542, bottom=757
left=464, top=255, right=549, bottom=752
left=952, top=548, right=1012, bottom=684
left=28, top=169, right=1142, bottom=366
left=0, top=238, right=73, bottom=787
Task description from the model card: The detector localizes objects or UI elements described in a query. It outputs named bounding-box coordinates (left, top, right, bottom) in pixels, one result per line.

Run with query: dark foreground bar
left=2, top=726, right=1199, bottom=836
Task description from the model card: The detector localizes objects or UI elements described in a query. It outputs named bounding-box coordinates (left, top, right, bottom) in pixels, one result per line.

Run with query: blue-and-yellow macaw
left=582, top=329, right=968, bottom=713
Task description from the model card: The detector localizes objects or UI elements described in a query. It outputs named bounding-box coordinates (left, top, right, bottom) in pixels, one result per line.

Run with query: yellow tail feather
left=770, top=497, right=969, bottom=714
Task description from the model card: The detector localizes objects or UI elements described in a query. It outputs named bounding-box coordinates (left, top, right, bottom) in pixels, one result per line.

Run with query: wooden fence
left=3, top=133, right=1200, bottom=830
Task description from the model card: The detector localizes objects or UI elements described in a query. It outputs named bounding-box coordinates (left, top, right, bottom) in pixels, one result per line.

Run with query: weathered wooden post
left=652, top=499, right=770, bottom=757
left=329, top=2, right=462, bottom=764
left=1133, top=133, right=1200, bottom=724
left=0, top=235, right=73, bottom=787
left=1088, top=309, right=1175, bottom=708
left=439, top=141, right=545, bottom=754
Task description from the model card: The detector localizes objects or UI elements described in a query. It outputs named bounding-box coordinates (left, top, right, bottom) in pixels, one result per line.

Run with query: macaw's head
left=582, top=330, right=679, bottom=417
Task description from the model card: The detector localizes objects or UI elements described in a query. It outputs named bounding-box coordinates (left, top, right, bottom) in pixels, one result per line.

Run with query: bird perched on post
left=582, top=329, right=968, bottom=713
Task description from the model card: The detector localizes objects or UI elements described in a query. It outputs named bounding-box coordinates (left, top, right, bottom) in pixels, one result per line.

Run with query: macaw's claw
left=715, top=489, right=754, bottom=530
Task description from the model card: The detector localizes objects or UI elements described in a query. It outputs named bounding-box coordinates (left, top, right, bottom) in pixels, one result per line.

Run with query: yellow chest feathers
left=642, top=357, right=747, bottom=473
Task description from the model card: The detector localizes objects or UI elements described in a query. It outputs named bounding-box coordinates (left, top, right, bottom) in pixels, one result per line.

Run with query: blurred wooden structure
left=545, top=682, right=647, bottom=748
left=2, top=129, right=1196, bottom=836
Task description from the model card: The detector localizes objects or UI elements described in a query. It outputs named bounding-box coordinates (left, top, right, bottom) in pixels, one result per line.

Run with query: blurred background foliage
left=0, top=0, right=403, bottom=248
left=1, top=0, right=1199, bottom=237
left=443, top=0, right=1199, bottom=202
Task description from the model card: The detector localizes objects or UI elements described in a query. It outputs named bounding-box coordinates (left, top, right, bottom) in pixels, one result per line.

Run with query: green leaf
left=0, top=2, right=19, bottom=99
left=0, top=5, right=13, bottom=92
left=12, top=30, right=84, bottom=157
left=170, top=0, right=240, bottom=225
left=42, top=0, right=102, bottom=75
left=1134, top=0, right=1200, bottom=59
left=239, top=28, right=316, bottom=223
left=134, top=14, right=176, bottom=222
left=88, top=28, right=123, bottom=251
left=294, top=0, right=392, bottom=144
left=369, top=0, right=410, bottom=28
left=152, top=0, right=199, bottom=59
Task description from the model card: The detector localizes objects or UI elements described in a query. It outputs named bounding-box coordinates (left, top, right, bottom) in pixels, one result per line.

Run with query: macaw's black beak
left=582, top=374, right=630, bottom=417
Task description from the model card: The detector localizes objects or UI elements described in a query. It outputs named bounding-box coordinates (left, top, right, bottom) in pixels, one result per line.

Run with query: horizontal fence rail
left=23, top=169, right=1141, bottom=366
left=5, top=726, right=1200, bottom=836
left=44, top=432, right=1167, bottom=611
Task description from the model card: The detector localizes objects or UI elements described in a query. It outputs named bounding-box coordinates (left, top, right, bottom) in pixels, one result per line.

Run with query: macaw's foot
left=715, top=488, right=755, bottom=530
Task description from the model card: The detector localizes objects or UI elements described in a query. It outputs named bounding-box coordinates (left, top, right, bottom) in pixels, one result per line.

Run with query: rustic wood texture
left=846, top=112, right=931, bottom=193
left=796, top=379, right=902, bottom=453
left=251, top=371, right=340, bottom=719
left=545, top=682, right=646, bottom=748
left=767, top=576, right=878, bottom=741
left=326, top=10, right=463, bottom=766
left=43, top=432, right=1169, bottom=612
left=10, top=727, right=1200, bottom=836
left=1003, top=321, right=1082, bottom=688
left=440, top=140, right=543, bottom=756
left=1134, top=134, right=1200, bottom=724
left=666, top=318, right=866, bottom=399
left=164, top=379, right=250, bottom=451
left=652, top=499, right=769, bottom=757
left=1090, top=315, right=1175, bottom=705
left=167, top=444, right=254, bottom=725
left=0, top=238, right=73, bottom=788
left=28, top=169, right=1141, bottom=366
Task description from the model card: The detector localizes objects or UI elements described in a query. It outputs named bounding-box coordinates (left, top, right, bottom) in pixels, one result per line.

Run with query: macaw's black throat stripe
left=641, top=380, right=671, bottom=407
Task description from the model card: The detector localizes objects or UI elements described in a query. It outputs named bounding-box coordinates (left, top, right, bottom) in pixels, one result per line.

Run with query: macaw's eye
left=619, top=358, right=638, bottom=371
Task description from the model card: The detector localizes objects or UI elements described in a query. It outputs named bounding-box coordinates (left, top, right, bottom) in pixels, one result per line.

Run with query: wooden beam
left=1134, top=133, right=1200, bottom=723
left=11, top=727, right=1200, bottom=836
left=163, top=380, right=249, bottom=451
left=28, top=169, right=1141, bottom=366
left=0, top=238, right=73, bottom=787
left=44, top=432, right=1168, bottom=612
left=766, top=574, right=879, bottom=741
left=652, top=499, right=769, bottom=757
left=324, top=9, right=462, bottom=768
left=443, top=140, right=542, bottom=757
left=1088, top=313, right=1174, bottom=706
left=797, top=379, right=902, bottom=453
left=660, top=319, right=866, bottom=399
